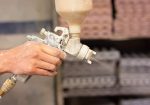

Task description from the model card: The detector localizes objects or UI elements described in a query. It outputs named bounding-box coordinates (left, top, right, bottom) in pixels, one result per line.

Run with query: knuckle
left=47, top=73, right=54, bottom=76
left=32, top=50, right=40, bottom=58
left=28, top=41, right=40, bottom=49
left=50, top=65, right=56, bottom=71
left=40, top=71, right=49, bottom=76
left=55, top=58, right=61, bottom=65
left=50, top=72, right=57, bottom=76
left=24, top=41, right=32, bottom=45
left=55, top=50, right=61, bottom=57
left=42, top=73, right=49, bottom=76
left=25, top=47, right=41, bottom=58
left=30, top=59, right=36, bottom=66
left=28, top=62, right=35, bottom=73
left=25, top=41, right=39, bottom=47
left=45, top=72, right=53, bottom=76
left=28, top=65, right=35, bottom=73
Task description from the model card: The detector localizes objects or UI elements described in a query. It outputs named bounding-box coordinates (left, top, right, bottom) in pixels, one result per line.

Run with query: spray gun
left=0, top=0, right=96, bottom=98
left=0, top=27, right=96, bottom=98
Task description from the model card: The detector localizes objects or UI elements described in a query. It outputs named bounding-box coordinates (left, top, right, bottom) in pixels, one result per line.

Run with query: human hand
left=0, top=41, right=66, bottom=76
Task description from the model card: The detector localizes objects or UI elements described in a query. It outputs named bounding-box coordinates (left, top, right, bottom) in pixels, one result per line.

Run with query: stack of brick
left=62, top=50, right=120, bottom=90
left=58, top=0, right=113, bottom=39
left=75, top=98, right=116, bottom=105
left=115, top=0, right=150, bottom=39
left=120, top=98, right=150, bottom=105
left=81, top=0, right=113, bottom=39
left=119, top=55, right=150, bottom=87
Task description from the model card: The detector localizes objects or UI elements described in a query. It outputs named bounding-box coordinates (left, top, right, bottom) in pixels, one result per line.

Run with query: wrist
left=0, top=50, right=10, bottom=74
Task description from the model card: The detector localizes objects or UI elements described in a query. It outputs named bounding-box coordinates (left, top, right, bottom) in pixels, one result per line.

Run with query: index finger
left=40, top=44, right=66, bottom=59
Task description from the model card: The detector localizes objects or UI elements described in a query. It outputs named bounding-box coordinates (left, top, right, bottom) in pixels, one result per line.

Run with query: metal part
left=0, top=75, right=17, bottom=98
left=40, top=27, right=70, bottom=50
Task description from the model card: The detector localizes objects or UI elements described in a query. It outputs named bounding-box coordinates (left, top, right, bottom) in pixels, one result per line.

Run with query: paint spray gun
left=0, top=0, right=96, bottom=98
left=0, top=27, right=96, bottom=98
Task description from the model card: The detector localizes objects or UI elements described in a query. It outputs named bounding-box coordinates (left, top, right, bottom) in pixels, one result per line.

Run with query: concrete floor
left=0, top=74, right=55, bottom=105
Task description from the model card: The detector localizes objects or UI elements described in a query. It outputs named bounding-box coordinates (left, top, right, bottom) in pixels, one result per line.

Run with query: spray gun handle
left=0, top=27, right=69, bottom=98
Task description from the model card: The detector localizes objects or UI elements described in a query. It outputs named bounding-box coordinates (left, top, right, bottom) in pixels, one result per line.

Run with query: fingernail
left=61, top=51, right=67, bottom=59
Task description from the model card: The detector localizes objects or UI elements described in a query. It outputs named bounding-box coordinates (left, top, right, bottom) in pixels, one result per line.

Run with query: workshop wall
left=0, top=0, right=53, bottom=34
left=0, top=0, right=54, bottom=49
left=0, top=0, right=56, bottom=105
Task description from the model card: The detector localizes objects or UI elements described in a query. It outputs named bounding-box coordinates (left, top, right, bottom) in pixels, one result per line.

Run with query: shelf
left=63, top=86, right=150, bottom=98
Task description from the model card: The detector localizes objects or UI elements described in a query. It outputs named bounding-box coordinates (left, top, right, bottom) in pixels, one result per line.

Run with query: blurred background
left=0, top=0, right=150, bottom=105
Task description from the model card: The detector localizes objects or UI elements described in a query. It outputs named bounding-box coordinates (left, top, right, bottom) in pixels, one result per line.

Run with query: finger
left=60, top=51, right=66, bottom=60
left=34, top=68, right=57, bottom=76
left=41, top=44, right=66, bottom=59
left=39, top=52, right=62, bottom=66
left=35, top=60, right=57, bottom=72
left=41, top=44, right=61, bottom=56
